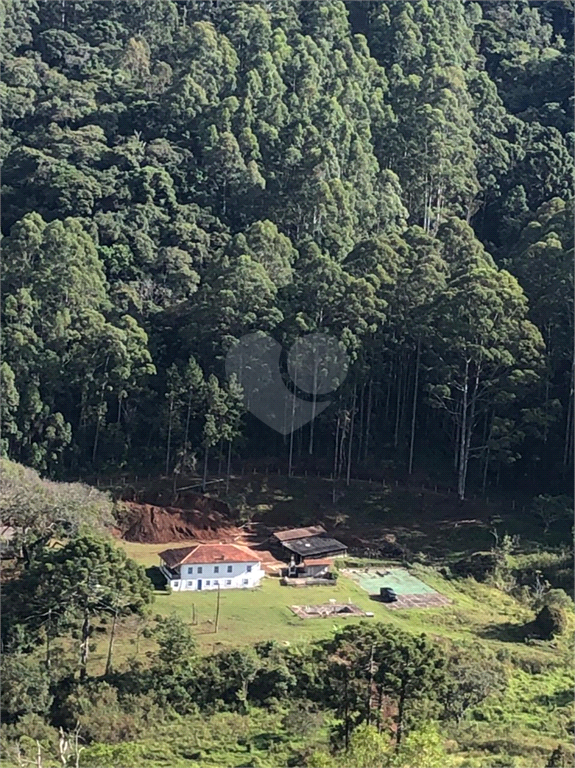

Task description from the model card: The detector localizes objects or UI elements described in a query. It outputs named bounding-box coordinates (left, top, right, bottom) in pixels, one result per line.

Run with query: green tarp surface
left=349, top=567, right=438, bottom=596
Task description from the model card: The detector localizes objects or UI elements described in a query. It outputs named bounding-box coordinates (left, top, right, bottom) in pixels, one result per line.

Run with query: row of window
left=186, top=565, right=253, bottom=575
left=185, top=579, right=250, bottom=587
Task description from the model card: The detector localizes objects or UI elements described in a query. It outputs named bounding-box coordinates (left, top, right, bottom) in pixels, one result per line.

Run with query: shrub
left=538, top=589, right=574, bottom=612
left=513, top=550, right=574, bottom=595
left=452, top=552, right=499, bottom=582
left=533, top=605, right=568, bottom=640
left=79, top=742, right=145, bottom=767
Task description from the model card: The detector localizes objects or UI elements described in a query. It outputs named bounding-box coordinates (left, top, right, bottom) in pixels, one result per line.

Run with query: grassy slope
left=86, top=546, right=573, bottom=767
left=85, top=475, right=572, bottom=767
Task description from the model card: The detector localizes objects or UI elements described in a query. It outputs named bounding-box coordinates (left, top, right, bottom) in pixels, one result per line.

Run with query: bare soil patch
left=118, top=501, right=243, bottom=544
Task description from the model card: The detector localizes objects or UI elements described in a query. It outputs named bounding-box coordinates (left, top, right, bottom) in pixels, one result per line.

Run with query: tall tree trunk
left=461, top=365, right=481, bottom=500
left=80, top=609, right=90, bottom=681
left=288, top=364, right=298, bottom=478
left=338, top=413, right=347, bottom=479
left=105, top=607, right=118, bottom=677
left=165, top=395, right=174, bottom=476
left=282, top=386, right=289, bottom=446
left=226, top=441, right=232, bottom=495
left=366, top=644, right=374, bottom=725
left=385, top=360, right=392, bottom=424
left=346, top=385, right=357, bottom=487
left=202, top=446, right=209, bottom=492
left=457, top=360, right=470, bottom=501
left=45, top=608, right=52, bottom=670
left=376, top=684, right=383, bottom=733
left=394, top=357, right=402, bottom=448
left=482, top=410, right=493, bottom=494
left=364, top=379, right=373, bottom=463
left=217, top=439, right=223, bottom=476
left=92, top=356, right=110, bottom=466
left=408, top=338, right=421, bottom=475
left=308, top=349, right=320, bottom=455
left=357, top=381, right=366, bottom=464
left=396, top=681, right=407, bottom=749
left=564, top=363, right=574, bottom=467
left=399, top=357, right=410, bottom=449
left=454, top=408, right=461, bottom=471
left=183, top=390, right=192, bottom=457
left=332, top=412, right=340, bottom=504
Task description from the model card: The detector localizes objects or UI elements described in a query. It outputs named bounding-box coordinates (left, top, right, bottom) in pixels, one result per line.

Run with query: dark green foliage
left=2, top=536, right=154, bottom=677
left=533, top=604, right=568, bottom=640
left=546, top=744, right=573, bottom=768
left=0, top=656, right=53, bottom=724
left=441, top=651, right=507, bottom=724
left=0, top=0, right=572, bottom=501
left=452, top=551, right=500, bottom=582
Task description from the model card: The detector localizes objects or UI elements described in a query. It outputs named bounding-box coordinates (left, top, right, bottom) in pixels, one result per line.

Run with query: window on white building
left=214, top=566, right=219, bottom=573
left=214, top=580, right=219, bottom=586
left=225, top=579, right=231, bottom=586
left=227, top=565, right=233, bottom=573
left=172, top=581, right=180, bottom=588
left=187, top=567, right=193, bottom=574
left=187, top=581, right=193, bottom=587
left=197, top=567, right=203, bottom=574
left=242, top=579, right=249, bottom=585
left=246, top=565, right=252, bottom=572
left=206, top=580, right=210, bottom=586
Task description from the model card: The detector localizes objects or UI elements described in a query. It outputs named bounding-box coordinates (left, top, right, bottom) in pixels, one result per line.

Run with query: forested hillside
left=1, top=0, right=573, bottom=498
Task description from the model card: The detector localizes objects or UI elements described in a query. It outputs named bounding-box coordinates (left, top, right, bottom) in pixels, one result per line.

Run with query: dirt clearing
left=117, top=501, right=243, bottom=544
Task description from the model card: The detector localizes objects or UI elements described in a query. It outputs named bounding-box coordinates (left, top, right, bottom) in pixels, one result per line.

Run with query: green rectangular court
left=344, top=567, right=451, bottom=609
left=347, top=567, right=436, bottom=595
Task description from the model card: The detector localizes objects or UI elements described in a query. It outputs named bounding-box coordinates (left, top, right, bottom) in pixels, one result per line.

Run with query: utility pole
left=214, top=585, right=221, bottom=633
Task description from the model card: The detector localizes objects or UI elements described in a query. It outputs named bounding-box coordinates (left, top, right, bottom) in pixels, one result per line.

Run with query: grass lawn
left=82, top=545, right=572, bottom=765
left=118, top=539, right=181, bottom=567
left=105, top=542, right=566, bottom=665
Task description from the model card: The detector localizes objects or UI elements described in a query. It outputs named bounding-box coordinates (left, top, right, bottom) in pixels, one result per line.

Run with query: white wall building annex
left=158, top=543, right=264, bottom=592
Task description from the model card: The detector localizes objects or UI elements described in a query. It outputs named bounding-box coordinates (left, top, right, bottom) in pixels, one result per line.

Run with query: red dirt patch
left=118, top=501, right=242, bottom=544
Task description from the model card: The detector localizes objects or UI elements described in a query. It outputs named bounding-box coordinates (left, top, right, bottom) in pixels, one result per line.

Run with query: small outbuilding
left=272, top=525, right=347, bottom=564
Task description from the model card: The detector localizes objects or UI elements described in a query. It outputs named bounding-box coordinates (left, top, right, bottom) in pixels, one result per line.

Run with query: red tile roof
left=159, top=543, right=262, bottom=568
left=303, top=557, right=333, bottom=566
left=273, top=525, right=326, bottom=542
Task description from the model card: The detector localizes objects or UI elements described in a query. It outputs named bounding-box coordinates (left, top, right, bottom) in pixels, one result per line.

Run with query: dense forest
left=1, top=3, right=574, bottom=766
left=1, top=0, right=573, bottom=500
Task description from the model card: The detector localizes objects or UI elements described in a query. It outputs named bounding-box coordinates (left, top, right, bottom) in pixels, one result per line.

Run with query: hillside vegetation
left=1, top=0, right=573, bottom=502
left=1, top=1, right=573, bottom=766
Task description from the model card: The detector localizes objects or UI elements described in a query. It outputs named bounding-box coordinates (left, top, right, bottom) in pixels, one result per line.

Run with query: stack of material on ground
left=291, top=603, right=365, bottom=619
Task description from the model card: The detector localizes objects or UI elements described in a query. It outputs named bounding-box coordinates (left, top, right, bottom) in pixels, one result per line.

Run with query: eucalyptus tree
left=426, top=218, right=544, bottom=499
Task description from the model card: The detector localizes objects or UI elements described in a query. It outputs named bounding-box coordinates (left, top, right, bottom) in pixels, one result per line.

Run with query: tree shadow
left=477, top=621, right=527, bottom=643
left=536, top=688, right=573, bottom=708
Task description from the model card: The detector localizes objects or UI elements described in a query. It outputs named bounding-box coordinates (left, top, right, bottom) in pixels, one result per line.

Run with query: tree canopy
left=1, top=0, right=572, bottom=499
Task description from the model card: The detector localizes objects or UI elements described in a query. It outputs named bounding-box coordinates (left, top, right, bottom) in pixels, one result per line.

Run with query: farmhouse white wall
left=167, top=561, right=263, bottom=591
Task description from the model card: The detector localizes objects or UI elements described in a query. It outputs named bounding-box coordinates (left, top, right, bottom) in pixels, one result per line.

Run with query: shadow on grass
left=536, top=688, right=574, bottom=708
left=478, top=621, right=527, bottom=643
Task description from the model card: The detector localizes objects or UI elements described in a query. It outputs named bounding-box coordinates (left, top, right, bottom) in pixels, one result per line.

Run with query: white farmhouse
left=158, top=543, right=264, bottom=592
